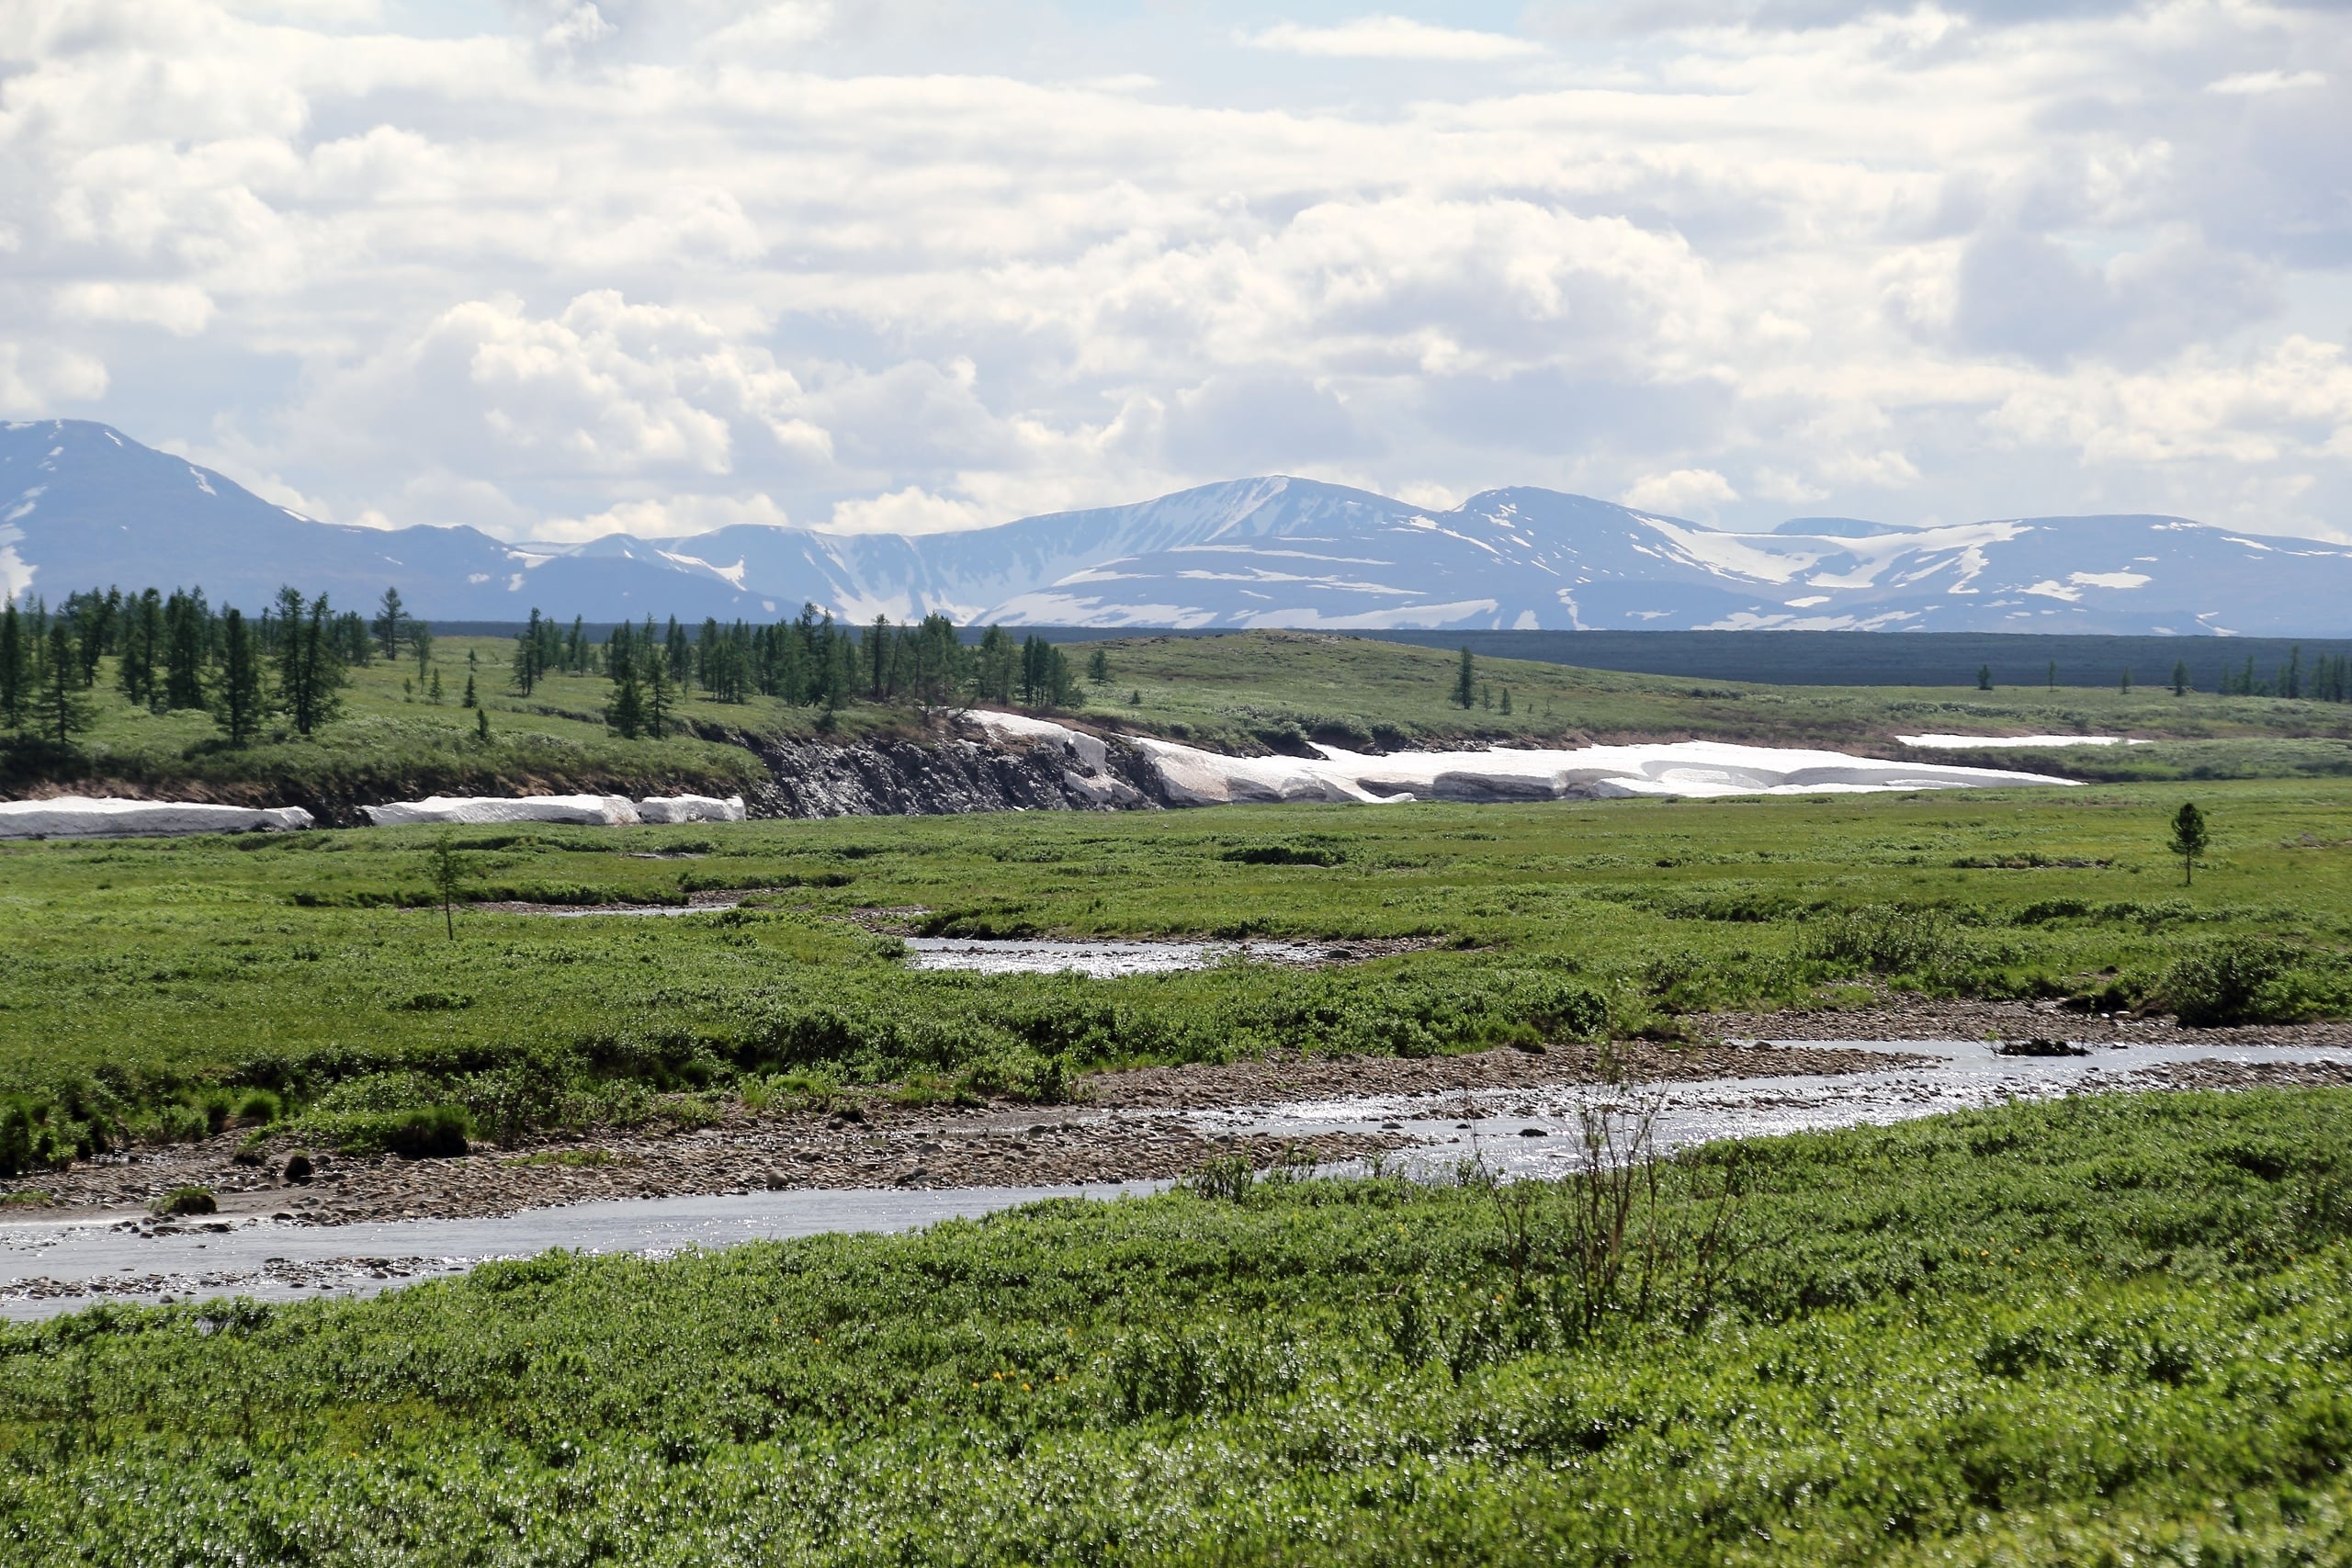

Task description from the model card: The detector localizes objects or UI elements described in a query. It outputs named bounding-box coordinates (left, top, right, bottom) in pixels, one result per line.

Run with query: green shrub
left=1221, top=844, right=1344, bottom=867
left=303, top=1104, right=474, bottom=1159
left=150, top=1185, right=216, bottom=1216
left=1796, top=904, right=1965, bottom=977
left=233, top=1088, right=283, bottom=1126
left=2159, top=938, right=2347, bottom=1025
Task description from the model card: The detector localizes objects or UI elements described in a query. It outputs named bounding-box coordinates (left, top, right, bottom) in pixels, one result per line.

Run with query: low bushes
left=297, top=1103, right=474, bottom=1159
left=2160, top=938, right=2352, bottom=1026
left=148, top=1185, right=215, bottom=1216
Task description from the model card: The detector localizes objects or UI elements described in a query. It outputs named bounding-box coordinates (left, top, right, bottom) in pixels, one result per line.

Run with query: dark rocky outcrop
left=750, top=725, right=1169, bottom=818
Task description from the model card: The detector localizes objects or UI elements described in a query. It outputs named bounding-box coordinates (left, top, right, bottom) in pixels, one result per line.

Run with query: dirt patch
left=471, top=890, right=752, bottom=916
left=0, top=1114, right=1403, bottom=1229
left=2128, top=1059, right=2352, bottom=1090
left=1693, top=998, right=2352, bottom=1048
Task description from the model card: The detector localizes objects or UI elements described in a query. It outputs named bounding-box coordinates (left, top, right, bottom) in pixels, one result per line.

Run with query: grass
left=2, top=1089, right=2349, bottom=1562
left=0, top=773, right=2346, bottom=1171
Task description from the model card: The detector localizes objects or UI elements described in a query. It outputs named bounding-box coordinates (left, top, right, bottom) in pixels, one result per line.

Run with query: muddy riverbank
left=4, top=1021, right=2346, bottom=1231
left=1694, top=997, right=2352, bottom=1048
left=0, top=1039, right=1899, bottom=1227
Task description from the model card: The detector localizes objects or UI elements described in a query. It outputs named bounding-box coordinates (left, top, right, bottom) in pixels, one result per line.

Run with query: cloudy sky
left=4, top=0, right=2346, bottom=546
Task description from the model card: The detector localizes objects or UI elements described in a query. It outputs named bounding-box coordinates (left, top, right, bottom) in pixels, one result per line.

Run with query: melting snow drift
left=1897, top=734, right=2149, bottom=750
left=362, top=795, right=644, bottom=828
left=967, top=713, right=2073, bottom=804
left=636, top=795, right=748, bottom=824
left=0, top=796, right=312, bottom=839
left=361, top=794, right=748, bottom=828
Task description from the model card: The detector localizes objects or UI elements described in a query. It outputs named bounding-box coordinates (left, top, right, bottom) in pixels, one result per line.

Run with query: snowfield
left=964, top=713, right=2075, bottom=805
left=361, top=795, right=644, bottom=828
left=0, top=797, right=313, bottom=839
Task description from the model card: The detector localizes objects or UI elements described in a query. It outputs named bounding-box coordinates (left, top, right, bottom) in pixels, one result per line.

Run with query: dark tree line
left=585, top=606, right=1081, bottom=739
left=2215, top=647, right=2350, bottom=701
left=0, top=584, right=390, bottom=747
left=1, top=581, right=1102, bottom=750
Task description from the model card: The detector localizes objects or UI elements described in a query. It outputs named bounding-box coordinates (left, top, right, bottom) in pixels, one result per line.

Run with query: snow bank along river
left=0, top=728, right=2068, bottom=842
left=6, top=1036, right=2340, bottom=1323
left=971, top=712, right=2073, bottom=805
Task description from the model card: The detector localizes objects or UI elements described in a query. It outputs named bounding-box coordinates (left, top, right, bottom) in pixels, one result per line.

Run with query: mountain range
left=6, top=418, right=2349, bottom=635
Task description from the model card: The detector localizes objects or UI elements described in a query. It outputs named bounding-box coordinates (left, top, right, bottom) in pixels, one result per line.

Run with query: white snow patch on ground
left=1898, top=734, right=2152, bottom=749
left=964, top=715, right=2074, bottom=805
left=0, top=797, right=312, bottom=839
left=361, top=795, right=643, bottom=827
left=637, top=795, right=747, bottom=824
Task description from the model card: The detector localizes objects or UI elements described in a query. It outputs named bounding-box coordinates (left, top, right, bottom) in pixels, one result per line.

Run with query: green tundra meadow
left=4, top=1090, right=2350, bottom=1563
left=4, top=624, right=2351, bottom=1562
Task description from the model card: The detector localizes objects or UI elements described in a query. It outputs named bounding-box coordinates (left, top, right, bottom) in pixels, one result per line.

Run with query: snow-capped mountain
left=6, top=418, right=2348, bottom=635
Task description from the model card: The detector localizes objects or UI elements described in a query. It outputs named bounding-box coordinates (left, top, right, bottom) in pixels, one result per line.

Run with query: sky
left=2, top=0, right=2347, bottom=546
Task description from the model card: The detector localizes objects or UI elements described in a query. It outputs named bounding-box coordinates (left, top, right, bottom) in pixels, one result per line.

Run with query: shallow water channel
left=5, top=1037, right=2346, bottom=1323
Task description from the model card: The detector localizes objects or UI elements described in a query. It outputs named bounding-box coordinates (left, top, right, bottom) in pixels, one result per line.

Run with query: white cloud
left=1623, top=468, right=1738, bottom=518
left=0, top=344, right=108, bottom=414
left=820, top=487, right=991, bottom=536
left=1242, top=17, right=1544, bottom=62
left=54, top=281, right=217, bottom=335
left=2206, top=70, right=2324, bottom=96
left=0, top=0, right=2346, bottom=545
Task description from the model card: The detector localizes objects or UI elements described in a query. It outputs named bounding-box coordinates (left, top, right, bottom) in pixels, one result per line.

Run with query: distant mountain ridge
left=6, top=418, right=2348, bottom=635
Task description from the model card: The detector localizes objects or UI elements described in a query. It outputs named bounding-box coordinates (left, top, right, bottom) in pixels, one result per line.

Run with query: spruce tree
left=461, top=671, right=477, bottom=708
left=1976, top=664, right=1993, bottom=692
left=647, top=658, right=673, bottom=737
left=0, top=603, right=24, bottom=728
left=163, top=589, right=207, bottom=710
left=2166, top=802, right=2210, bottom=886
left=373, top=587, right=405, bottom=661
left=513, top=609, right=544, bottom=695
left=1086, top=646, right=1110, bottom=683
left=606, top=632, right=645, bottom=739
left=218, top=607, right=264, bottom=746
left=37, top=625, right=93, bottom=745
left=118, top=588, right=162, bottom=709
left=277, top=594, right=345, bottom=736
left=2171, top=660, right=2189, bottom=696
left=428, top=831, right=465, bottom=941
left=1453, top=647, right=1475, bottom=709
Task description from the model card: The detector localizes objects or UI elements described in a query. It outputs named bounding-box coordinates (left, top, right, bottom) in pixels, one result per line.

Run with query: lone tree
left=1976, top=664, right=1994, bottom=692
left=1085, top=646, right=1110, bottom=683
left=2172, top=659, right=2189, bottom=696
left=1453, top=646, right=1476, bottom=709
left=2166, top=801, right=2210, bottom=886
left=428, top=831, right=467, bottom=940
left=372, top=586, right=406, bottom=661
